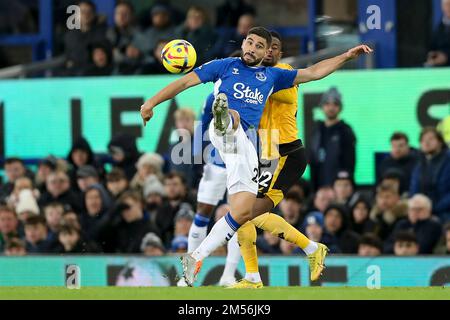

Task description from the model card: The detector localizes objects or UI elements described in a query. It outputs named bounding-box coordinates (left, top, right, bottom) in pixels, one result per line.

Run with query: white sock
left=245, top=272, right=262, bottom=283
left=303, top=240, right=319, bottom=255
left=192, top=213, right=239, bottom=261
left=221, top=233, right=241, bottom=279
left=187, top=223, right=208, bottom=253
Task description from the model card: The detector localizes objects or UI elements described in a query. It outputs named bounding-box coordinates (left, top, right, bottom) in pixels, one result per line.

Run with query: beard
left=262, top=56, right=276, bottom=67
left=241, top=52, right=263, bottom=66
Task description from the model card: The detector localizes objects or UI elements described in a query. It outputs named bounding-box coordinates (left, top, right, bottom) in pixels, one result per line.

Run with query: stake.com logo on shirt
left=232, top=83, right=264, bottom=104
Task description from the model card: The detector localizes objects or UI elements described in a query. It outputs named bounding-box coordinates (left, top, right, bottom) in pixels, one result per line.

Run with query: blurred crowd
left=55, top=0, right=257, bottom=76
left=0, top=87, right=449, bottom=257
left=1, top=0, right=449, bottom=71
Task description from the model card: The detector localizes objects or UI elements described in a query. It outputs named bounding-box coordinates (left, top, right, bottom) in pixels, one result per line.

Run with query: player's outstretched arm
left=294, top=45, right=373, bottom=85
left=140, top=72, right=201, bottom=126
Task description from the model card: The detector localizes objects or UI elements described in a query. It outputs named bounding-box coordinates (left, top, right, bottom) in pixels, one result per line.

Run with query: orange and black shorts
left=257, top=139, right=307, bottom=206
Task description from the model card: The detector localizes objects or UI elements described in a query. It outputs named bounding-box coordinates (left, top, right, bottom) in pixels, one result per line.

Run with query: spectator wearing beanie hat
left=67, top=137, right=104, bottom=191
left=308, top=87, right=356, bottom=191
left=303, top=211, right=340, bottom=254
left=15, top=189, right=40, bottom=219
left=143, top=175, right=166, bottom=227
left=141, top=232, right=166, bottom=256
left=6, top=177, right=39, bottom=213
left=170, top=204, right=194, bottom=253
left=76, top=165, right=100, bottom=193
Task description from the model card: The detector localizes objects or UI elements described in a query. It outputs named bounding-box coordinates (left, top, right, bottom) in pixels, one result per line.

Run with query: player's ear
left=241, top=38, right=246, bottom=50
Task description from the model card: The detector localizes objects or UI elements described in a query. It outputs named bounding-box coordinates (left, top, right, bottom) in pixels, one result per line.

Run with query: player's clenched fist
left=345, top=45, right=373, bottom=60
left=140, top=101, right=154, bottom=127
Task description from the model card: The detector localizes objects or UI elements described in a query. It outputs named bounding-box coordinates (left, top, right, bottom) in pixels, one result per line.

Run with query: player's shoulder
left=198, top=57, right=238, bottom=68
left=266, top=63, right=295, bottom=76
left=274, top=62, right=294, bottom=70
left=213, top=57, right=240, bottom=65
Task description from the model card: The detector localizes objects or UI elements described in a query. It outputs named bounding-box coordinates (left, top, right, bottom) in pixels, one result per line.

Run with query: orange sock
left=237, top=221, right=258, bottom=274
left=252, top=213, right=311, bottom=249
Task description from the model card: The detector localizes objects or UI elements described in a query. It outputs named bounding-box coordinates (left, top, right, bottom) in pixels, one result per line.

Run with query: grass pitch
left=0, top=286, right=448, bottom=300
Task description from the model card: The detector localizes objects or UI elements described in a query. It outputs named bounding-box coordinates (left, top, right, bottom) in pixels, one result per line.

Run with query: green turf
left=0, top=286, right=448, bottom=300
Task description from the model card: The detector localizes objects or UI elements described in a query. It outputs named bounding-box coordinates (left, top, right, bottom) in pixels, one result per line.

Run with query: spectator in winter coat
left=349, top=197, right=376, bottom=235
left=67, top=137, right=104, bottom=191
left=370, top=182, right=408, bottom=240
left=103, top=191, right=158, bottom=253
left=62, top=0, right=108, bottom=76
left=377, top=132, right=419, bottom=194
left=303, top=211, right=340, bottom=254
left=410, top=127, right=450, bottom=223
left=39, top=171, right=82, bottom=214
left=80, top=184, right=112, bottom=242
left=106, top=1, right=139, bottom=74
left=384, top=194, right=442, bottom=254
left=308, top=87, right=356, bottom=190
left=323, top=204, right=360, bottom=253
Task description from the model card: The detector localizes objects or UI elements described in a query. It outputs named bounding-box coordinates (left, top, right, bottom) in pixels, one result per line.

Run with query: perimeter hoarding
left=0, top=256, right=448, bottom=287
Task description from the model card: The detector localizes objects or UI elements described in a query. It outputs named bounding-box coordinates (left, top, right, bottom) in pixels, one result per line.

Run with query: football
left=161, top=39, right=197, bottom=74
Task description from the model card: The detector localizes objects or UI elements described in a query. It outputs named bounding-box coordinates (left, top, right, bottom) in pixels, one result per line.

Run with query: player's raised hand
left=346, top=45, right=373, bottom=60
left=140, top=101, right=154, bottom=127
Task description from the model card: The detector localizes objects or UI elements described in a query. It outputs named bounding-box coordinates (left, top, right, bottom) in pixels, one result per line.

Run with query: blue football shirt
left=193, top=57, right=297, bottom=132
